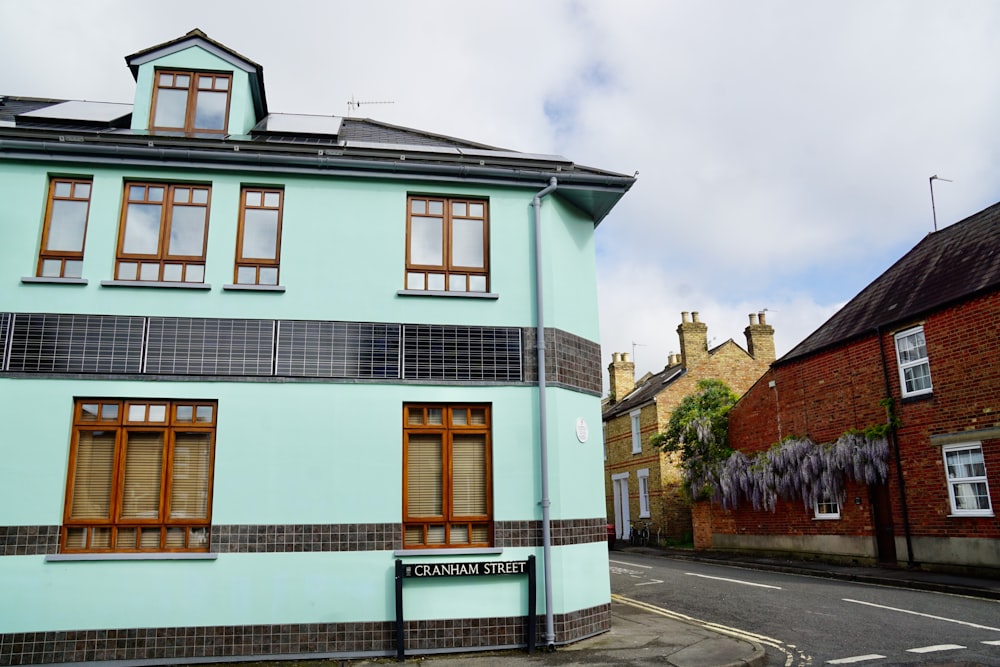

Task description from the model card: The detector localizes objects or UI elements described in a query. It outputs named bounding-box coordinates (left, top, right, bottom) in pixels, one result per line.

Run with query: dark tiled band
left=1, top=519, right=608, bottom=556
left=0, top=604, right=610, bottom=664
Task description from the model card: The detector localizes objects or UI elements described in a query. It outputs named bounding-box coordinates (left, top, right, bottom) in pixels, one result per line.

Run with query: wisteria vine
left=684, top=433, right=890, bottom=512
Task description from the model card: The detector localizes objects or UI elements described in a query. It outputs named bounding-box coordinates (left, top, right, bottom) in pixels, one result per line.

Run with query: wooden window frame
left=405, top=195, right=489, bottom=293
left=115, top=182, right=211, bottom=283
left=150, top=70, right=232, bottom=134
left=36, top=177, right=92, bottom=278
left=235, top=187, right=283, bottom=286
left=402, top=403, right=492, bottom=548
left=61, top=398, right=217, bottom=553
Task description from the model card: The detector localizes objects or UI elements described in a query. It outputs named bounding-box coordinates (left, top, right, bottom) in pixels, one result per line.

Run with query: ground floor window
left=637, top=468, right=650, bottom=518
left=62, top=398, right=217, bottom=552
left=943, top=443, right=993, bottom=516
left=813, top=496, right=841, bottom=519
left=403, top=403, right=491, bottom=547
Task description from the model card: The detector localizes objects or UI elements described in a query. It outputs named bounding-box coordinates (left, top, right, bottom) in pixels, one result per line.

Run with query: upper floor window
left=116, top=182, right=210, bottom=283
left=943, top=443, right=993, bottom=517
left=37, top=178, right=92, bottom=279
left=403, top=404, right=491, bottom=548
left=235, top=187, right=283, bottom=286
left=894, top=326, right=932, bottom=397
left=62, top=398, right=217, bottom=553
left=630, top=409, right=642, bottom=454
left=151, top=70, right=231, bottom=134
left=406, top=196, right=489, bottom=293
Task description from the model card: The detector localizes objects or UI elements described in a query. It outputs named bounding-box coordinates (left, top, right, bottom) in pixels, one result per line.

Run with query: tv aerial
left=347, top=95, right=395, bottom=117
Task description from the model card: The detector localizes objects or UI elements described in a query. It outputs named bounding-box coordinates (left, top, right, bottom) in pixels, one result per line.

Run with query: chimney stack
left=608, top=351, right=635, bottom=403
left=677, top=311, right=708, bottom=368
left=744, top=311, right=775, bottom=362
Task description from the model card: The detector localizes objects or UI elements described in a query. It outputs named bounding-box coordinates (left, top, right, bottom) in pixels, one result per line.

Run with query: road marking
left=609, top=559, right=652, bottom=568
left=612, top=594, right=810, bottom=666
left=635, top=578, right=663, bottom=586
left=907, top=644, right=965, bottom=653
left=686, top=572, right=783, bottom=589
left=985, top=640, right=1000, bottom=646
left=843, top=598, right=1000, bottom=632
left=826, top=655, right=886, bottom=664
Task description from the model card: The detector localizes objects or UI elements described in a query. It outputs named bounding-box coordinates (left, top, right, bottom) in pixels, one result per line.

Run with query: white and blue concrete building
left=0, top=30, right=634, bottom=664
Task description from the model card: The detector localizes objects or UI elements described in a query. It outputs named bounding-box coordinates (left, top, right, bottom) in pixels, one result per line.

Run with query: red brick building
left=699, top=203, right=1000, bottom=574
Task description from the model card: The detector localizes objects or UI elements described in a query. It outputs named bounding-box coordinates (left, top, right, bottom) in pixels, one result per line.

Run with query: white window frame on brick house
left=813, top=496, right=841, bottom=520
left=943, top=443, right=994, bottom=517
left=630, top=409, right=642, bottom=454
left=894, top=325, right=932, bottom=398
left=637, top=468, right=650, bottom=518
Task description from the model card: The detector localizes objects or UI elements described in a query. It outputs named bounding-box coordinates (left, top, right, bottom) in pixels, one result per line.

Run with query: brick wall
left=716, top=292, right=1000, bottom=554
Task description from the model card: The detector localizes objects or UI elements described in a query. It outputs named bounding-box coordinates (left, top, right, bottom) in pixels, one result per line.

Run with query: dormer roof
left=125, top=28, right=267, bottom=120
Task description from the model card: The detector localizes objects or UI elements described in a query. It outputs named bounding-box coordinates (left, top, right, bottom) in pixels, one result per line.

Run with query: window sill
left=393, top=547, right=503, bottom=557
left=813, top=515, right=841, bottom=521
left=223, top=284, right=286, bottom=292
left=900, top=391, right=933, bottom=403
left=397, top=290, right=499, bottom=300
left=947, top=512, right=995, bottom=518
left=100, top=280, right=211, bottom=290
left=46, top=552, right=218, bottom=562
left=21, top=276, right=88, bottom=285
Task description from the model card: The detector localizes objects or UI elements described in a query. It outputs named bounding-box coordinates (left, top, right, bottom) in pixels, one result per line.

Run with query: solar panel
left=145, top=317, right=275, bottom=376
left=0, top=313, right=11, bottom=370
left=402, top=325, right=522, bottom=381
left=254, top=113, right=342, bottom=136
left=17, top=101, right=132, bottom=126
left=276, top=320, right=400, bottom=378
left=6, top=313, right=145, bottom=373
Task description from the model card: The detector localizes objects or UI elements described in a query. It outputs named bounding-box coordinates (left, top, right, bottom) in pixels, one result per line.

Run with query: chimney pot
left=692, top=311, right=701, bottom=323
left=758, top=311, right=767, bottom=325
left=749, top=313, right=758, bottom=325
left=623, top=352, right=631, bottom=362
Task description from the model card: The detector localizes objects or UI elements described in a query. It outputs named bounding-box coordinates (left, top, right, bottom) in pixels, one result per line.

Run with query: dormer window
left=151, top=70, right=231, bottom=133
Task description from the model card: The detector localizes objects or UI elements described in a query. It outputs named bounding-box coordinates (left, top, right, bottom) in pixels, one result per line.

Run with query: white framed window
left=630, top=409, right=642, bottom=454
left=638, top=468, right=650, bottom=518
left=894, top=326, right=932, bottom=397
left=943, top=443, right=993, bottom=516
left=814, top=496, right=841, bottom=520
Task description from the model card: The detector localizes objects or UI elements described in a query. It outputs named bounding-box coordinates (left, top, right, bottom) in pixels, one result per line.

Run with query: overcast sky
left=5, top=1, right=999, bottom=391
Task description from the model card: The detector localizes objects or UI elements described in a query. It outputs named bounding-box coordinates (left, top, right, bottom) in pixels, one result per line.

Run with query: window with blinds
left=403, top=404, right=491, bottom=548
left=62, top=398, right=216, bottom=552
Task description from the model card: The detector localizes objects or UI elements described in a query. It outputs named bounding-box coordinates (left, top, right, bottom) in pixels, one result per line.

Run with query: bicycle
left=630, top=520, right=650, bottom=546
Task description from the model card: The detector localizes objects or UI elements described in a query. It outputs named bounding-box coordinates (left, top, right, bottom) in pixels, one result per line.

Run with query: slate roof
left=781, top=200, right=1000, bottom=363
left=603, top=364, right=686, bottom=420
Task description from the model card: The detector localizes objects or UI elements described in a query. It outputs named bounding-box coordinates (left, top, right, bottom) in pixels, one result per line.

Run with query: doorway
left=612, top=473, right=630, bottom=540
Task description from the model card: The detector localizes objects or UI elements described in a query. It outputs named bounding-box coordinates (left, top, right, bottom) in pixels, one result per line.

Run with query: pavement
left=349, top=544, right=1000, bottom=667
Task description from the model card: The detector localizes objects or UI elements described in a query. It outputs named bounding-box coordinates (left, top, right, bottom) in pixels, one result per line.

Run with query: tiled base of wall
left=0, top=604, right=610, bottom=665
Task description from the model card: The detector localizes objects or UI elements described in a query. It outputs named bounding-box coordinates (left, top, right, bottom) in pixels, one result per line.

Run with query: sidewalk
left=354, top=594, right=766, bottom=666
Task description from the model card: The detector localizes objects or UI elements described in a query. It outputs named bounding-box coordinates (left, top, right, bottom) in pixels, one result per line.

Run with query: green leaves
left=650, top=378, right=739, bottom=499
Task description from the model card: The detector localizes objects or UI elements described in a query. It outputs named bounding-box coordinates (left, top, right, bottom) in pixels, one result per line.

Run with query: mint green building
left=0, top=30, right=634, bottom=664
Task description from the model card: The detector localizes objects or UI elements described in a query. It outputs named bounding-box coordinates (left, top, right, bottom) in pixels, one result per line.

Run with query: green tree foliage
left=649, top=378, right=740, bottom=498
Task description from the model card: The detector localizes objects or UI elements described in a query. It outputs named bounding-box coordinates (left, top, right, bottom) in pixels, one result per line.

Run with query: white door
left=612, top=474, right=630, bottom=539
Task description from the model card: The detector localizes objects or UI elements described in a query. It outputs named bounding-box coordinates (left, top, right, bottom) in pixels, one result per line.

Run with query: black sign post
left=394, top=555, right=536, bottom=661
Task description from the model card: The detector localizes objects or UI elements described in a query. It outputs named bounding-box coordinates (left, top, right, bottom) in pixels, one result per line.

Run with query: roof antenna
left=631, top=340, right=646, bottom=365
left=929, top=175, right=953, bottom=232
left=346, top=95, right=395, bottom=117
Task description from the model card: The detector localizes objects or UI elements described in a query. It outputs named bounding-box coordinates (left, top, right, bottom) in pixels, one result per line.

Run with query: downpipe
left=531, top=176, right=558, bottom=648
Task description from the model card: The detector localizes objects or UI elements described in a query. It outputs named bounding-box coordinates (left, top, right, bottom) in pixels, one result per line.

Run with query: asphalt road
left=609, top=552, right=1000, bottom=666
